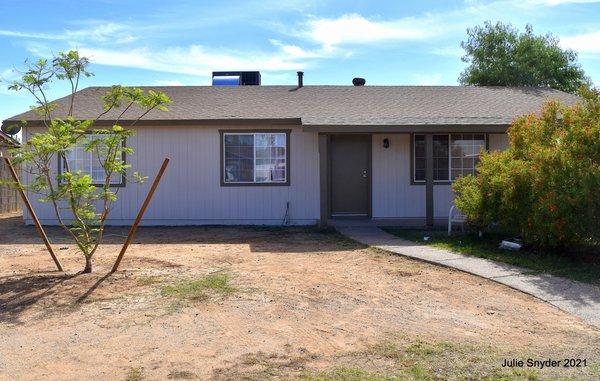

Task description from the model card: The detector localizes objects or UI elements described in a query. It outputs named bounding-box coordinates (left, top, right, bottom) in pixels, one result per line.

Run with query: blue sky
left=1, top=0, right=599, bottom=124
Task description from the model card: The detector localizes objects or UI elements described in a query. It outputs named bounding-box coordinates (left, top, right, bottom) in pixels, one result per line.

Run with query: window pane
left=436, top=169, right=449, bottom=181
left=224, top=134, right=254, bottom=182
left=92, top=154, right=105, bottom=182
left=414, top=135, right=425, bottom=158
left=433, top=135, right=449, bottom=157
left=65, top=135, right=123, bottom=185
left=254, top=133, right=286, bottom=183
left=415, top=169, right=425, bottom=181
left=413, top=134, right=450, bottom=181
left=223, top=132, right=287, bottom=183
left=449, top=134, right=485, bottom=180
left=433, top=135, right=449, bottom=181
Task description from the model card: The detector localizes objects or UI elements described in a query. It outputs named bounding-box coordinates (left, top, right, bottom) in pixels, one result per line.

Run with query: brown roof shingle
left=2, top=85, right=579, bottom=128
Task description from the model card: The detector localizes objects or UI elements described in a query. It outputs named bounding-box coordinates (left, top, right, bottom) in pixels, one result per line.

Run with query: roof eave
left=4, top=118, right=303, bottom=128
left=302, top=124, right=510, bottom=133
left=0, top=132, right=20, bottom=147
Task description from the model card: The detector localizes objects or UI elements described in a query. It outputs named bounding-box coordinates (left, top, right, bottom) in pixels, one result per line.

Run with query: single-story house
left=1, top=73, right=579, bottom=227
left=0, top=130, right=19, bottom=156
left=0, top=130, right=20, bottom=213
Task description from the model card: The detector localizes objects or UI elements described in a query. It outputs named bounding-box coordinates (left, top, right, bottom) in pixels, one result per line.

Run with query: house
left=1, top=72, right=579, bottom=227
left=0, top=130, right=19, bottom=156
left=0, top=130, right=20, bottom=213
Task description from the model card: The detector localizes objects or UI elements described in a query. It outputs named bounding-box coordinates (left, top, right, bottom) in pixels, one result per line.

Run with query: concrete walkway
left=337, top=226, right=600, bottom=327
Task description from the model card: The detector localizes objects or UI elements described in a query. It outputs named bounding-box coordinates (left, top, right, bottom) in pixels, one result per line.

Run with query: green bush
left=453, top=88, right=600, bottom=249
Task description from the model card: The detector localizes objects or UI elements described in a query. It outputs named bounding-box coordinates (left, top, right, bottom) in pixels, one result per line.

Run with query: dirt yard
left=0, top=212, right=598, bottom=380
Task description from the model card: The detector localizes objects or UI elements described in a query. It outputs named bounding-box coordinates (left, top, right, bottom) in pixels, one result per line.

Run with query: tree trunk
left=83, top=256, right=92, bottom=273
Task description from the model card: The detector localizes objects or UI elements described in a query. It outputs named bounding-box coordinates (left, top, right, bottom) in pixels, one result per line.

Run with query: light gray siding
left=371, top=133, right=508, bottom=223
left=23, top=125, right=320, bottom=225
left=371, top=134, right=453, bottom=221
left=22, top=126, right=509, bottom=226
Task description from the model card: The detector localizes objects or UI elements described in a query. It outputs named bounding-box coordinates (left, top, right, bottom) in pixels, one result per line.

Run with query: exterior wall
left=371, top=133, right=508, bottom=223
left=371, top=134, right=452, bottom=222
left=0, top=143, right=21, bottom=214
left=21, top=125, right=509, bottom=226
left=22, top=124, right=320, bottom=225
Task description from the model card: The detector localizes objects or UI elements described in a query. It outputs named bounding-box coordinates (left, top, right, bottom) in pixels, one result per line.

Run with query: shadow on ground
left=0, top=214, right=363, bottom=253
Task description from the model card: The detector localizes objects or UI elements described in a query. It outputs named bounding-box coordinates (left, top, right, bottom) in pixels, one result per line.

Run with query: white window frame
left=222, top=131, right=288, bottom=185
left=413, top=133, right=487, bottom=183
left=62, top=134, right=125, bottom=186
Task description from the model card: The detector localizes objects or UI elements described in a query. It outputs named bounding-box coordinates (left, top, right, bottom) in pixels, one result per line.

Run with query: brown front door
left=330, top=135, right=371, bottom=218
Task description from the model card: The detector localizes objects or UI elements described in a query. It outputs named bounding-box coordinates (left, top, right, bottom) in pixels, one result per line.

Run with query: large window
left=413, top=134, right=486, bottom=183
left=63, top=135, right=125, bottom=186
left=222, top=131, right=289, bottom=185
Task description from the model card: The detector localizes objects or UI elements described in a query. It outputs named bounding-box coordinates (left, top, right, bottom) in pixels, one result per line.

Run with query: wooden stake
left=3, top=157, right=63, bottom=271
left=111, top=158, right=170, bottom=272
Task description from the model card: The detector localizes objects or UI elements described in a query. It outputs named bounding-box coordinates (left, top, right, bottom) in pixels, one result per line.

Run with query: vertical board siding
left=0, top=153, right=20, bottom=214
left=371, top=133, right=453, bottom=219
left=21, top=127, right=510, bottom=226
left=24, top=125, right=320, bottom=225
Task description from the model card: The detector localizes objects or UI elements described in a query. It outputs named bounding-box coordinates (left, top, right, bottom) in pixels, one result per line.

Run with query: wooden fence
left=0, top=159, right=20, bottom=214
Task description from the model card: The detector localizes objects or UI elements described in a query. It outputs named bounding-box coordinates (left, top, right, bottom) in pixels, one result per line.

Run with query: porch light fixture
left=383, top=138, right=390, bottom=149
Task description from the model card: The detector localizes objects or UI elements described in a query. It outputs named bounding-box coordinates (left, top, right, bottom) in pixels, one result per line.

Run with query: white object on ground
left=499, top=238, right=523, bottom=251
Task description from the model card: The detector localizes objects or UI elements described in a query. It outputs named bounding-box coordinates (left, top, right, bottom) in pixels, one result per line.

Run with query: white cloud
left=0, top=68, right=16, bottom=80
left=63, top=22, right=136, bottom=44
left=154, top=80, right=186, bottom=86
left=268, top=38, right=333, bottom=59
left=0, top=68, right=28, bottom=95
left=0, top=30, right=63, bottom=40
left=411, top=73, right=444, bottom=85
left=0, top=22, right=136, bottom=45
left=299, top=13, right=443, bottom=47
left=520, top=0, right=600, bottom=5
left=50, top=44, right=310, bottom=77
left=430, top=46, right=464, bottom=57
left=560, top=30, right=600, bottom=53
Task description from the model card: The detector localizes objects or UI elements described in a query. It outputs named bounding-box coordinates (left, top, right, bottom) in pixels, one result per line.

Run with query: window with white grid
left=223, top=132, right=288, bottom=184
left=64, top=135, right=124, bottom=185
left=413, top=134, right=486, bottom=182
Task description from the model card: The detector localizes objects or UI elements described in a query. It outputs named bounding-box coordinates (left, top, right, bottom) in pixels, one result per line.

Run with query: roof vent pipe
left=353, top=77, right=366, bottom=86
left=297, top=71, right=304, bottom=88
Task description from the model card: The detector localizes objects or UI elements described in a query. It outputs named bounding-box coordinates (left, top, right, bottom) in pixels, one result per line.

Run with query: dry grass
left=0, top=213, right=598, bottom=380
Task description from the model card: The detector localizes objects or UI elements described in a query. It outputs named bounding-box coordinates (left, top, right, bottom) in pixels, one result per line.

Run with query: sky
left=1, top=0, right=599, bottom=126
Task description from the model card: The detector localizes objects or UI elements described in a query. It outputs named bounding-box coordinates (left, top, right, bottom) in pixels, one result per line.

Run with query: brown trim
left=410, top=133, right=488, bottom=186
left=57, top=134, right=127, bottom=188
left=367, top=134, right=373, bottom=219
left=304, top=124, right=509, bottom=133
left=219, top=129, right=291, bottom=187
left=425, top=134, right=434, bottom=227
left=326, top=135, right=332, bottom=219
left=15, top=118, right=302, bottom=128
left=318, top=134, right=329, bottom=227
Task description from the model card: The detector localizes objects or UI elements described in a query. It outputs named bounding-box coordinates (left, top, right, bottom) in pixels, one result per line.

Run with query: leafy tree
left=459, top=21, right=591, bottom=94
left=453, top=88, right=600, bottom=249
left=3, top=51, right=171, bottom=273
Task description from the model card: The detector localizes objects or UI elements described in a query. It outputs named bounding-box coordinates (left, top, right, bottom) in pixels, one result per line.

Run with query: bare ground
left=0, top=212, right=598, bottom=380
